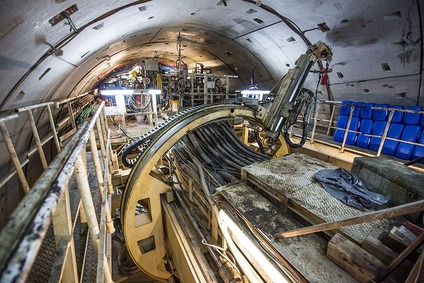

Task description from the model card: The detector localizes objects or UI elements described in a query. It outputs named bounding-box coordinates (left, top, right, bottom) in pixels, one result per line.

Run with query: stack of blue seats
left=333, top=102, right=424, bottom=163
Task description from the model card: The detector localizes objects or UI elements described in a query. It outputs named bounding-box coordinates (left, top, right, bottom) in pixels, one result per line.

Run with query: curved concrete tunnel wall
left=0, top=0, right=423, bottom=226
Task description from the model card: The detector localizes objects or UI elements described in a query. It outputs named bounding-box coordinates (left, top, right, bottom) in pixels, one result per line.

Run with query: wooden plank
left=274, top=199, right=424, bottom=239
left=60, top=128, right=77, bottom=142
left=405, top=250, right=424, bottom=283
left=395, top=225, right=419, bottom=244
left=373, top=231, right=424, bottom=282
left=404, top=222, right=424, bottom=236
left=362, top=236, right=414, bottom=275
left=363, top=236, right=399, bottom=264
left=327, top=234, right=386, bottom=283
left=389, top=226, right=423, bottom=253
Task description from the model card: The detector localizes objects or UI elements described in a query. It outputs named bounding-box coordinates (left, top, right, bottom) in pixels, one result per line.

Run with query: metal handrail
left=0, top=102, right=110, bottom=282
left=306, top=101, right=424, bottom=159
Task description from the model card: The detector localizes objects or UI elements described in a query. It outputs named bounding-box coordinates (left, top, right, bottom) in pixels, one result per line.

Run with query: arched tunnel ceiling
left=0, top=0, right=423, bottom=112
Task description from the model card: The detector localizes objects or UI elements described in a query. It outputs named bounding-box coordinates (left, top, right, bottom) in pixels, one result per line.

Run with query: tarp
left=314, top=168, right=388, bottom=211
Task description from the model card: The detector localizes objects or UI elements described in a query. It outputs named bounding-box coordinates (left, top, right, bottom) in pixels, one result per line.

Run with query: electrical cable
left=283, top=88, right=314, bottom=148
left=201, top=239, right=245, bottom=282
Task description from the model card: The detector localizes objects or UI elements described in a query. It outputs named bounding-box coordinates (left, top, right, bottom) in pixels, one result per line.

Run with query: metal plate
left=243, top=153, right=400, bottom=243
left=220, top=183, right=356, bottom=282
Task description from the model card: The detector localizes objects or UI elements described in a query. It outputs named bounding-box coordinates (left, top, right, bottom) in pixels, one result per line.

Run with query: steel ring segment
left=122, top=104, right=222, bottom=167
left=121, top=105, right=257, bottom=280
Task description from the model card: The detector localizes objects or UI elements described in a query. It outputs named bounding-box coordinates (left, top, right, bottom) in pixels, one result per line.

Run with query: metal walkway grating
left=242, top=152, right=401, bottom=243
left=27, top=152, right=101, bottom=282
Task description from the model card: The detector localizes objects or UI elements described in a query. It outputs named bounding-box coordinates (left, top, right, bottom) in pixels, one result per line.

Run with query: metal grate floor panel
left=242, top=152, right=401, bottom=243
left=27, top=152, right=101, bottom=282
left=220, top=183, right=356, bottom=283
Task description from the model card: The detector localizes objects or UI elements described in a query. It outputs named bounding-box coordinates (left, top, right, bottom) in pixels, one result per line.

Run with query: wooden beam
left=373, top=232, right=424, bottom=282
left=327, top=234, right=386, bottom=282
left=405, top=250, right=424, bottom=283
left=274, top=199, right=424, bottom=239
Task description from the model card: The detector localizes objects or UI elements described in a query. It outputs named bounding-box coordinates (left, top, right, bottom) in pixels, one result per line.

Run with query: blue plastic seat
left=333, top=116, right=359, bottom=145
left=351, top=102, right=363, bottom=117
left=369, top=121, right=387, bottom=151
left=373, top=104, right=389, bottom=121
left=390, top=105, right=404, bottom=123
left=360, top=103, right=374, bottom=120
left=412, top=131, right=424, bottom=163
left=339, top=101, right=352, bottom=116
left=357, top=119, right=373, bottom=149
left=334, top=116, right=348, bottom=142
left=396, top=125, right=421, bottom=160
left=381, top=123, right=404, bottom=156
left=403, top=106, right=422, bottom=125
left=421, top=114, right=424, bottom=126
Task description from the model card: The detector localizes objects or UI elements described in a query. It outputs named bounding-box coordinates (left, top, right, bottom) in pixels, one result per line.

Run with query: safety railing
left=303, top=100, right=424, bottom=163
left=0, top=101, right=115, bottom=282
left=0, top=91, right=94, bottom=193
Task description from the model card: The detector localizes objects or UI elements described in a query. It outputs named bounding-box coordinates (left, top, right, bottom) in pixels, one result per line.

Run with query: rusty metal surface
left=243, top=152, right=399, bottom=243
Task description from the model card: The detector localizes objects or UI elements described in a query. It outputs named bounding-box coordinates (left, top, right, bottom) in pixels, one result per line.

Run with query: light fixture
left=241, top=89, right=270, bottom=101
left=100, top=90, right=135, bottom=96
left=148, top=89, right=161, bottom=95
left=99, top=89, right=161, bottom=96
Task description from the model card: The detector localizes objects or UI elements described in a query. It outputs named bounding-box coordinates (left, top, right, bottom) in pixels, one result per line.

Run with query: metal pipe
left=47, top=104, right=61, bottom=152
left=15, top=102, right=54, bottom=113
left=75, top=155, right=112, bottom=283
left=96, top=119, right=106, bottom=164
left=55, top=91, right=93, bottom=108
left=67, top=101, right=77, bottom=129
left=326, top=103, right=336, bottom=136
left=89, top=131, right=115, bottom=234
left=173, top=187, right=222, bottom=268
left=309, top=102, right=320, bottom=143
left=0, top=113, right=19, bottom=123
left=377, top=110, right=394, bottom=156
left=0, top=121, right=30, bottom=193
left=26, top=109, right=48, bottom=169
left=340, top=105, right=354, bottom=153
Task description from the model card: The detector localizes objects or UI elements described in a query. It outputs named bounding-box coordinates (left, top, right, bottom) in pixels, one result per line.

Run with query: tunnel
left=0, top=1, right=424, bottom=282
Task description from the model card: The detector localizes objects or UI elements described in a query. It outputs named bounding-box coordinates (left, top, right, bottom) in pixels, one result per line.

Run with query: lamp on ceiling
left=240, top=87, right=270, bottom=101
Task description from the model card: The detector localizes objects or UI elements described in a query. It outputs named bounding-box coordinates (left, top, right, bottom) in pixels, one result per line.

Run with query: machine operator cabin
left=0, top=1, right=424, bottom=282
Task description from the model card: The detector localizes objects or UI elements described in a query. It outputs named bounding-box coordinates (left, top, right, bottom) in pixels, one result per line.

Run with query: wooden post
left=0, top=120, right=30, bottom=193
left=26, top=109, right=48, bottom=169
left=274, top=199, right=424, bottom=239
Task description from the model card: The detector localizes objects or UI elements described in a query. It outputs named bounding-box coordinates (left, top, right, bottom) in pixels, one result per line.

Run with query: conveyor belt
left=242, top=153, right=400, bottom=243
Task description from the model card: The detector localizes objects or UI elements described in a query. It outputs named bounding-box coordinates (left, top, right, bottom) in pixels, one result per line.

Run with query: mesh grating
left=244, top=153, right=400, bottom=244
